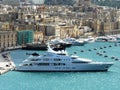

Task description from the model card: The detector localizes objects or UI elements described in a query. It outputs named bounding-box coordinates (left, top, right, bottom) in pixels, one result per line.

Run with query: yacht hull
left=16, top=62, right=113, bottom=72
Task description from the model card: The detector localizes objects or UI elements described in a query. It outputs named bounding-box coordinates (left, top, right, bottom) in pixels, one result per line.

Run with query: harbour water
left=0, top=42, right=120, bottom=90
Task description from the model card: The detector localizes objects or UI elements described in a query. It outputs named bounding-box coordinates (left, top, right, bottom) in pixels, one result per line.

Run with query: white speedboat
left=95, top=36, right=108, bottom=42
left=16, top=45, right=113, bottom=72
left=106, top=36, right=117, bottom=42
left=80, top=36, right=95, bottom=44
left=95, top=36, right=117, bottom=42
left=63, top=38, right=85, bottom=46
left=49, top=38, right=72, bottom=47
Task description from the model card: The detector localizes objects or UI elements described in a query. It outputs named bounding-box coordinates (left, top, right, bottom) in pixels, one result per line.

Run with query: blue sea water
left=0, top=42, right=120, bottom=90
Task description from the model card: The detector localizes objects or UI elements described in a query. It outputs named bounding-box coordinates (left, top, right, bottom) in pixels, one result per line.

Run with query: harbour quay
left=0, top=52, right=15, bottom=75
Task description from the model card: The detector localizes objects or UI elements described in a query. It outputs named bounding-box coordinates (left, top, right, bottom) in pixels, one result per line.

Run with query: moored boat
left=16, top=44, right=114, bottom=72
left=63, top=38, right=85, bottom=46
left=22, top=42, right=47, bottom=50
left=49, top=39, right=72, bottom=47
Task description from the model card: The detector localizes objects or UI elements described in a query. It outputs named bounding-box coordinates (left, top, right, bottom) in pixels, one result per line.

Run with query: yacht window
left=72, top=62, right=88, bottom=63
left=53, top=63, right=57, bottom=66
left=54, top=59, right=61, bottom=61
left=61, top=63, right=65, bottom=65
left=38, top=59, right=41, bottom=61
left=31, top=59, right=38, bottom=61
left=23, top=64, right=28, bottom=66
left=29, top=63, right=32, bottom=66
left=43, top=58, right=49, bottom=61
left=37, top=63, right=49, bottom=66
left=58, top=53, right=66, bottom=55
left=53, top=63, right=65, bottom=66
left=71, top=57, right=77, bottom=59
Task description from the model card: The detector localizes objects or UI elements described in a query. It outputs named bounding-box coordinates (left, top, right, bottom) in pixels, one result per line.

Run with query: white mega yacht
left=16, top=45, right=113, bottom=72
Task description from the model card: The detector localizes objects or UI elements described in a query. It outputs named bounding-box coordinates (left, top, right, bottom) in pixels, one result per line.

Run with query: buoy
left=88, top=49, right=91, bottom=51
left=103, top=51, right=106, bottom=53
left=115, top=58, right=119, bottom=61
left=94, top=48, right=97, bottom=50
left=104, top=55, right=108, bottom=57
left=104, top=46, right=107, bottom=48
left=81, top=50, right=84, bottom=52
left=111, top=56, right=115, bottom=59
left=109, top=45, right=112, bottom=47
left=100, top=47, right=103, bottom=49
left=96, top=52, right=99, bottom=54
left=99, top=53, right=103, bottom=56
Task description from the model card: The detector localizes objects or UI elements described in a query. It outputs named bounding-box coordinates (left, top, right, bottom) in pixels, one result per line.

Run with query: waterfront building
left=34, top=31, right=43, bottom=42
left=34, top=23, right=80, bottom=40
left=55, top=25, right=78, bottom=39
left=0, top=31, right=17, bottom=51
left=34, top=25, right=55, bottom=41
left=16, top=24, right=34, bottom=31
left=17, top=30, right=34, bottom=45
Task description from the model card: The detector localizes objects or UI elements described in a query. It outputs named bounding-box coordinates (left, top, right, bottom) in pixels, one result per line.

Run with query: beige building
left=55, top=25, right=78, bottom=39
left=34, top=31, right=43, bottom=42
left=34, top=24, right=80, bottom=40
left=0, top=31, right=17, bottom=51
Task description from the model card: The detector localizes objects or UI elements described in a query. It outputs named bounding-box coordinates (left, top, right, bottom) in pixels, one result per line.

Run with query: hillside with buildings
left=0, top=0, right=120, bottom=51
